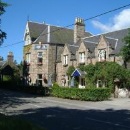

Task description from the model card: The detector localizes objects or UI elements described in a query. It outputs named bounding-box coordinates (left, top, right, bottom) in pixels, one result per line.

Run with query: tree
left=81, top=62, right=130, bottom=89
left=0, top=0, right=8, bottom=45
left=121, top=29, right=130, bottom=68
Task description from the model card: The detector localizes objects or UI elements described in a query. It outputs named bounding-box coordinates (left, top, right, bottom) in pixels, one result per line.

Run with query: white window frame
left=98, top=49, right=106, bottom=61
left=79, top=52, right=85, bottom=63
left=63, top=55, right=68, bottom=65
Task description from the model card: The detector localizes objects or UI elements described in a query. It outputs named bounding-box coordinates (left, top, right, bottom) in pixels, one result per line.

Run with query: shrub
left=51, top=86, right=111, bottom=101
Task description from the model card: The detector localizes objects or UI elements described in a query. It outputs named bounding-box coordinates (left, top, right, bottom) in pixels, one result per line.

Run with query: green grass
left=0, top=114, right=45, bottom=130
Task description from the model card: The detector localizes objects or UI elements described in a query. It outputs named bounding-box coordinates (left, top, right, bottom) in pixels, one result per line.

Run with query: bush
left=0, top=82, right=51, bottom=96
left=51, top=86, right=111, bottom=101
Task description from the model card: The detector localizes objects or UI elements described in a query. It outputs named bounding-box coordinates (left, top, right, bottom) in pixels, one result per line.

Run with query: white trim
left=71, top=69, right=81, bottom=77
left=84, top=40, right=98, bottom=44
left=47, top=25, right=50, bottom=43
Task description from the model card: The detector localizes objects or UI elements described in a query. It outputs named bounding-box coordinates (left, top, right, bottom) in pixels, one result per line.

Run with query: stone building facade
left=23, top=18, right=129, bottom=87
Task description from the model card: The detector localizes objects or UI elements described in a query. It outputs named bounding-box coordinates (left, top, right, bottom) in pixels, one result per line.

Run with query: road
left=0, top=89, right=130, bottom=130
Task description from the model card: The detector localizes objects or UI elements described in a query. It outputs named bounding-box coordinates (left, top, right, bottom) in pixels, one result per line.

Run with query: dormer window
left=98, top=49, right=106, bottom=61
left=63, top=55, right=68, bottom=66
left=37, top=52, right=43, bottom=65
left=79, top=52, right=85, bottom=63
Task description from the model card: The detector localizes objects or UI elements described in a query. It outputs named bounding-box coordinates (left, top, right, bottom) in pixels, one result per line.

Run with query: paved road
left=0, top=89, right=130, bottom=130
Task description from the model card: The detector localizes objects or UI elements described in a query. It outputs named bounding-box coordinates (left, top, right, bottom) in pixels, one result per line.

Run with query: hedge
left=0, top=81, right=50, bottom=96
left=51, top=86, right=111, bottom=101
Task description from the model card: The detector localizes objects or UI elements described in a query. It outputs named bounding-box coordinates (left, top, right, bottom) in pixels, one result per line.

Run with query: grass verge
left=0, top=114, right=45, bottom=130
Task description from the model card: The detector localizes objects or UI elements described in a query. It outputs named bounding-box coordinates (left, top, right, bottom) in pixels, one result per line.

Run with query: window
left=63, top=55, right=68, bottom=65
left=81, top=78, right=85, bottom=86
left=25, top=35, right=31, bottom=45
left=98, top=49, right=106, bottom=61
left=26, top=53, right=31, bottom=65
left=37, top=52, right=43, bottom=64
left=37, top=74, right=42, bottom=86
left=97, top=80, right=103, bottom=88
left=79, top=52, right=85, bottom=63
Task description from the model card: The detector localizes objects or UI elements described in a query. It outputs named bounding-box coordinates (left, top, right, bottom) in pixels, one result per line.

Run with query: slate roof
left=83, top=27, right=130, bottom=55
left=68, top=44, right=79, bottom=60
left=27, top=21, right=92, bottom=44
left=36, top=26, right=74, bottom=44
left=28, top=22, right=47, bottom=41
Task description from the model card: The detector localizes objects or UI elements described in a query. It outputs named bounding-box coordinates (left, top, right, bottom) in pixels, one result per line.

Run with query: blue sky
left=1, top=0, right=130, bottom=63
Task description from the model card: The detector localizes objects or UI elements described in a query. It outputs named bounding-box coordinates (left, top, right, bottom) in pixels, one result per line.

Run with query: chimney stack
left=74, top=17, right=85, bottom=44
left=7, top=52, right=14, bottom=63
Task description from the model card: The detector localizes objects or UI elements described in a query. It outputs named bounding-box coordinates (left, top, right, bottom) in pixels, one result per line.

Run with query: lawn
left=0, top=114, right=45, bottom=130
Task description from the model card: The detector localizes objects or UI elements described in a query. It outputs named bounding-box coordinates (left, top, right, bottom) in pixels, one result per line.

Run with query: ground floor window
left=97, top=80, right=107, bottom=88
left=37, top=74, right=42, bottom=86
left=81, top=78, right=85, bottom=86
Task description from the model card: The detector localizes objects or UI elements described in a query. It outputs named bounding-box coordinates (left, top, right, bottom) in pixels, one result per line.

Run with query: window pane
left=37, top=52, right=43, bottom=57
left=38, top=74, right=42, bottom=79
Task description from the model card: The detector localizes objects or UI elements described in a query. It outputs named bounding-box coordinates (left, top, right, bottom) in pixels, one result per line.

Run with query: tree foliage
left=121, top=29, right=130, bottom=68
left=0, top=0, right=8, bottom=45
left=79, top=62, right=130, bottom=89
left=66, top=65, right=75, bottom=77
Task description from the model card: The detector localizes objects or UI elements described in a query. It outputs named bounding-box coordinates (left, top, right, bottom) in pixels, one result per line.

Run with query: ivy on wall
left=23, top=44, right=31, bottom=54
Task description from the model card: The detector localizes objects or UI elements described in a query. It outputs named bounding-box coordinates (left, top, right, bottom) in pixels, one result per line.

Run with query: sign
left=34, top=44, right=48, bottom=50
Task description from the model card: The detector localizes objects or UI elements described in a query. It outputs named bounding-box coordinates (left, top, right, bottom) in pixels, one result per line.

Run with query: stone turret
left=74, top=17, right=85, bottom=44
left=7, top=52, right=14, bottom=62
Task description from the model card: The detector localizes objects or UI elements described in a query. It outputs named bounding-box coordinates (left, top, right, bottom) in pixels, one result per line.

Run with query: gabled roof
left=83, top=27, right=130, bottom=55
left=31, top=24, right=74, bottom=44
left=27, top=21, right=92, bottom=45
left=71, top=68, right=86, bottom=77
left=27, top=21, right=47, bottom=41
left=68, top=44, right=79, bottom=60
left=83, top=41, right=97, bottom=58
left=0, top=61, right=19, bottom=71
left=105, top=37, right=118, bottom=49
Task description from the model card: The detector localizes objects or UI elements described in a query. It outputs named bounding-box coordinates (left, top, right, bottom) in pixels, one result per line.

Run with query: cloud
left=92, top=8, right=130, bottom=32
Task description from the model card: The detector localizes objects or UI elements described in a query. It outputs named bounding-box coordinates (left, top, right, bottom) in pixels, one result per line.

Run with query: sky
left=1, top=0, right=130, bottom=63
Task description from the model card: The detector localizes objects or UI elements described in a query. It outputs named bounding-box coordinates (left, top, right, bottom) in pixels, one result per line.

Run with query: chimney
left=7, top=52, right=14, bottom=62
left=74, top=17, right=85, bottom=44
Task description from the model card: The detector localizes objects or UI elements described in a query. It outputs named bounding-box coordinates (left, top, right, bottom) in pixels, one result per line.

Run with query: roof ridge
left=82, top=27, right=130, bottom=39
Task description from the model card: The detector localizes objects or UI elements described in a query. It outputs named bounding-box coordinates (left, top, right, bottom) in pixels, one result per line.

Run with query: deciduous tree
left=121, top=29, right=130, bottom=68
left=0, top=0, right=8, bottom=45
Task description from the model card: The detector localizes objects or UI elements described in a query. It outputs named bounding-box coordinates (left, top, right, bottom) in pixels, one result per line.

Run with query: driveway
left=0, top=89, right=130, bottom=130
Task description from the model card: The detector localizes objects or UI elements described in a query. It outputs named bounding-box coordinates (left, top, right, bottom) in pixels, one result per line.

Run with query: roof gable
left=71, top=68, right=86, bottom=77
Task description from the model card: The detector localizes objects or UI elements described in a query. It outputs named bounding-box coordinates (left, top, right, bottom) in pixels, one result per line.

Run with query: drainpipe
left=54, top=45, right=57, bottom=82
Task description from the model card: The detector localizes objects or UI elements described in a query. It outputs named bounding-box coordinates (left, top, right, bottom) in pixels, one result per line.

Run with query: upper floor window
left=98, top=49, right=106, bottom=61
left=26, top=53, right=31, bottom=64
left=25, top=35, right=31, bottom=45
left=37, top=52, right=43, bottom=64
left=63, top=55, right=68, bottom=65
left=79, top=52, right=85, bottom=63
